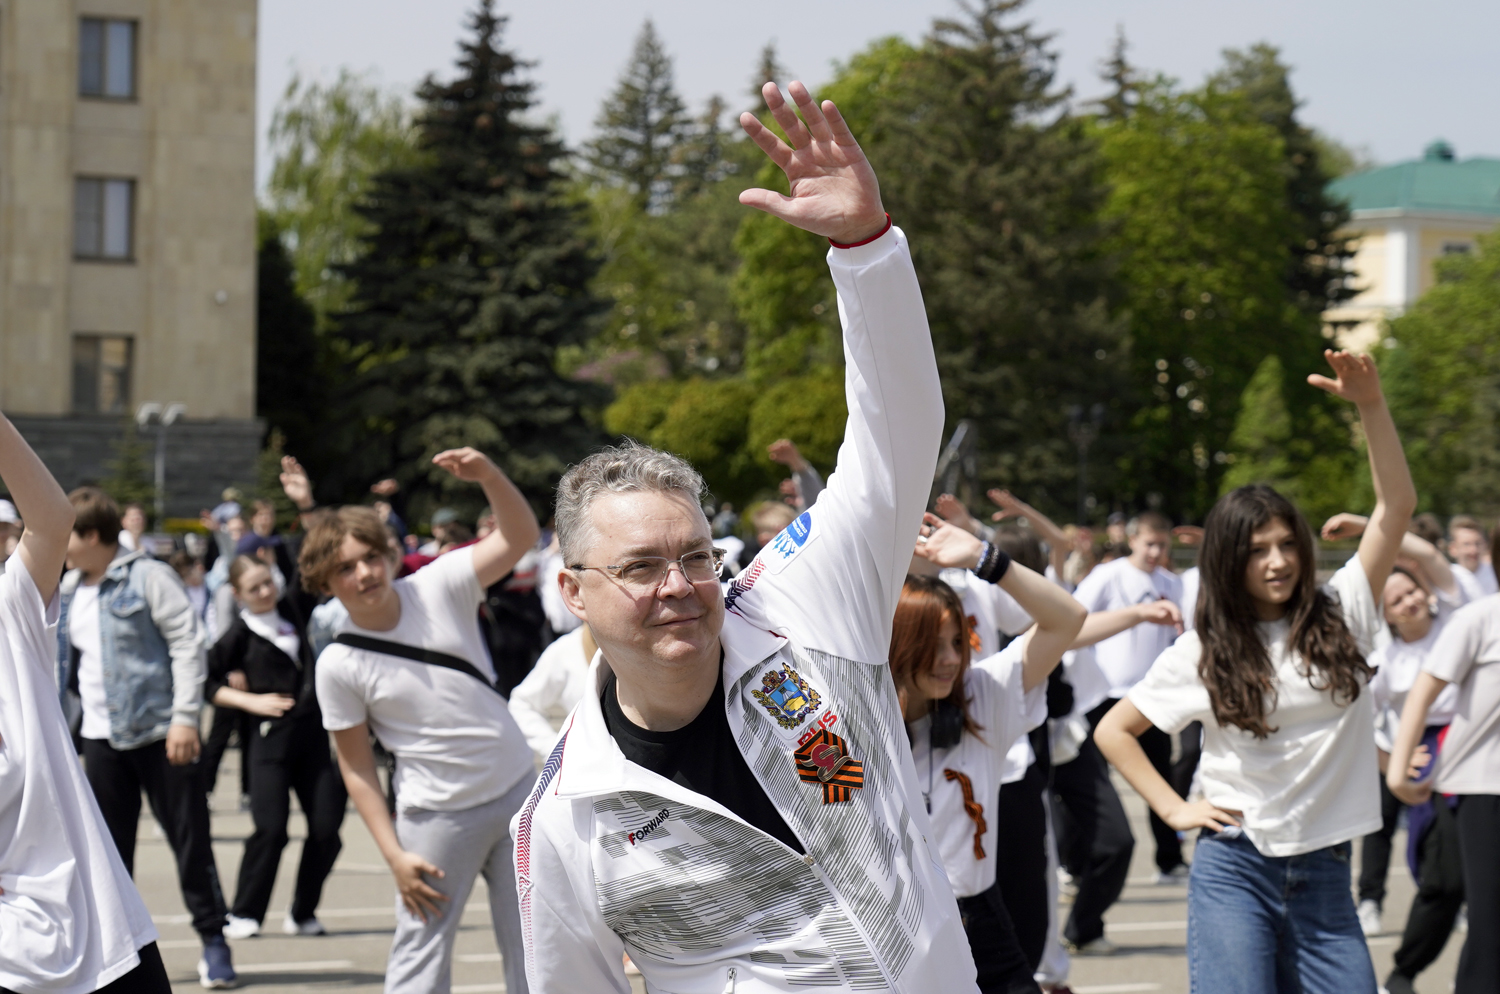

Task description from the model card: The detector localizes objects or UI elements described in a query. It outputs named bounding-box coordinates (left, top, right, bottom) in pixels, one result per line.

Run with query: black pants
left=995, top=739, right=1049, bottom=970
left=1052, top=700, right=1134, bottom=945
left=1358, top=775, right=1404, bottom=906
left=82, top=739, right=227, bottom=938
left=233, top=713, right=347, bottom=923
left=0, top=942, right=170, bottom=994
left=1139, top=723, right=1184, bottom=874
left=959, top=889, right=1042, bottom=994
left=1390, top=798, right=1463, bottom=982
left=201, top=706, right=251, bottom=801
left=1454, top=794, right=1500, bottom=994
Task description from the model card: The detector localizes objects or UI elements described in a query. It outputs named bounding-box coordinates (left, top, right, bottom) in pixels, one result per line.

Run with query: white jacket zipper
left=722, top=966, right=737, bottom=993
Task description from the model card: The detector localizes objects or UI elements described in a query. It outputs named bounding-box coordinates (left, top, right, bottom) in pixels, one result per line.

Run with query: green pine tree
left=101, top=419, right=157, bottom=518
left=868, top=1, right=1125, bottom=516
left=586, top=20, right=693, bottom=211
left=1221, top=355, right=1295, bottom=491
left=255, top=212, right=328, bottom=485
left=1094, top=26, right=1143, bottom=121
left=333, top=0, right=608, bottom=518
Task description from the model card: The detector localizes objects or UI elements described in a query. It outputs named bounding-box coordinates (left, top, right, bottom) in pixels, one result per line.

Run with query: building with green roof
left=1324, top=141, right=1500, bottom=348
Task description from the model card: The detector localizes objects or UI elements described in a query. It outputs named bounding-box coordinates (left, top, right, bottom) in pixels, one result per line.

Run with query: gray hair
left=554, top=439, right=708, bottom=564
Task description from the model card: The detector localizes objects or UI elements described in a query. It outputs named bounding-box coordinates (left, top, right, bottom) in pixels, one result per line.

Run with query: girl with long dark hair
left=1095, top=351, right=1415, bottom=993
left=898, top=515, right=1086, bottom=994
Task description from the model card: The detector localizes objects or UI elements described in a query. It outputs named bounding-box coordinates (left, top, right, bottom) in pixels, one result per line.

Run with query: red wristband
left=829, top=213, right=892, bottom=249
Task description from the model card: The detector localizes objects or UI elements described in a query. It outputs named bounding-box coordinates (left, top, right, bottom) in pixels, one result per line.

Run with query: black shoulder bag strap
left=333, top=633, right=504, bottom=697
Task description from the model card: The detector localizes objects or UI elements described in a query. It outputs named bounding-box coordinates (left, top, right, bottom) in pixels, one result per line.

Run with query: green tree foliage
left=332, top=1, right=608, bottom=519
left=862, top=5, right=1122, bottom=514
left=255, top=212, right=328, bottom=477
left=1221, top=355, right=1358, bottom=526
left=1382, top=231, right=1500, bottom=517
left=1098, top=76, right=1308, bottom=516
left=263, top=70, right=418, bottom=327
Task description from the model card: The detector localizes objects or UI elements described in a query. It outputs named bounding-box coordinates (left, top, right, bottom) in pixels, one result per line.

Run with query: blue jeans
left=1187, top=831, right=1376, bottom=994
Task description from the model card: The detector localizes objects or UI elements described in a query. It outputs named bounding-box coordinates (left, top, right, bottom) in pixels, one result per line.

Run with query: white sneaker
left=1357, top=899, right=1382, bottom=937
left=1066, top=936, right=1118, bottom=956
left=282, top=913, right=327, bottom=936
left=1155, top=864, right=1190, bottom=885
left=222, top=915, right=260, bottom=939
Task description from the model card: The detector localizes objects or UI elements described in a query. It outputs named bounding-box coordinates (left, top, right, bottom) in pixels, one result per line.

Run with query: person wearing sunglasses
left=513, top=81, right=976, bottom=994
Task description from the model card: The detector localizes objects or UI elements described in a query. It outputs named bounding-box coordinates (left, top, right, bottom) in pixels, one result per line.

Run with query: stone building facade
left=0, top=0, right=260, bottom=517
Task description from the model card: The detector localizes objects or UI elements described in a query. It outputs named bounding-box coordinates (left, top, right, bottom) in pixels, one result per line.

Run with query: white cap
left=0, top=499, right=18, bottom=525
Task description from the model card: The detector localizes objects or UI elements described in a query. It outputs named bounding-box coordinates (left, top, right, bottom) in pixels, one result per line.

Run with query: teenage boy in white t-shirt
left=1070, top=512, right=1187, bottom=883
left=0, top=413, right=166, bottom=994
left=306, top=448, right=539, bottom=994
left=1447, top=516, right=1498, bottom=601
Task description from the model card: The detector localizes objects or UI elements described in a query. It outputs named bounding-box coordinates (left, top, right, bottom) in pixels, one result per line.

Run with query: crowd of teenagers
left=1, top=80, right=1498, bottom=994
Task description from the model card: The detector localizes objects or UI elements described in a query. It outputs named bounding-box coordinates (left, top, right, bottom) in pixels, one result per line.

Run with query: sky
left=257, top=0, right=1500, bottom=186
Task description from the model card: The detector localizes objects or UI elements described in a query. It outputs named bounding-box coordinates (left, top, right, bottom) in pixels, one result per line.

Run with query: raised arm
left=1072, top=601, right=1182, bottom=650
left=990, top=489, right=1071, bottom=579
left=0, top=414, right=74, bottom=602
left=1321, top=512, right=1456, bottom=597
left=915, top=516, right=1085, bottom=691
left=430, top=448, right=540, bottom=589
left=1308, top=351, right=1415, bottom=598
left=736, top=82, right=943, bottom=660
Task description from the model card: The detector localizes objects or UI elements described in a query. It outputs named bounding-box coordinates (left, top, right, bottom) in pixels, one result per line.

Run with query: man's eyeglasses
left=569, top=549, right=726, bottom=592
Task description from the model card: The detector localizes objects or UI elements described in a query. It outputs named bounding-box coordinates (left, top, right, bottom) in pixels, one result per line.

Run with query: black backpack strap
left=333, top=633, right=503, bottom=696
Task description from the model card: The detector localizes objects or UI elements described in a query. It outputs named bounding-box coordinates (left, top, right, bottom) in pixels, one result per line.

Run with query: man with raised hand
left=513, top=81, right=975, bottom=993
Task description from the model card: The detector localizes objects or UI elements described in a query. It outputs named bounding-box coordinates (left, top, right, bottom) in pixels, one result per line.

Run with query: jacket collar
left=62, top=546, right=147, bottom=597
left=550, top=609, right=787, bottom=811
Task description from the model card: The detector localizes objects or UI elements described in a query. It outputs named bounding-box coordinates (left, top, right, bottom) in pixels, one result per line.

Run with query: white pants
left=387, top=774, right=536, bottom=994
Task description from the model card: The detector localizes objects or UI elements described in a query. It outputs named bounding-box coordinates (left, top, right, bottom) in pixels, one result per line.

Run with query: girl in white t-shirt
left=1095, top=350, right=1415, bottom=994
left=896, top=516, right=1085, bottom=994
left=1388, top=561, right=1500, bottom=993
left=0, top=414, right=166, bottom=994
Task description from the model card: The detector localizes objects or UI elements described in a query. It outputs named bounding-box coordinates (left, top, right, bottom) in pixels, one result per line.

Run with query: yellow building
left=0, top=1, right=260, bottom=515
left=1325, top=141, right=1500, bottom=351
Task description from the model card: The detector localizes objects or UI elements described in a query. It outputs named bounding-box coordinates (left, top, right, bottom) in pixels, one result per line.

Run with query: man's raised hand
left=738, top=81, right=886, bottom=244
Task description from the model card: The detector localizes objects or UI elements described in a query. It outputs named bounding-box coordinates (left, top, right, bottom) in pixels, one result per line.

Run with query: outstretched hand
left=431, top=447, right=500, bottom=483
left=935, top=494, right=982, bottom=536
left=914, top=512, right=984, bottom=571
left=279, top=456, right=314, bottom=511
left=1320, top=512, right=1369, bottom=542
left=1308, top=350, right=1384, bottom=407
left=767, top=438, right=808, bottom=471
left=738, top=81, right=886, bottom=244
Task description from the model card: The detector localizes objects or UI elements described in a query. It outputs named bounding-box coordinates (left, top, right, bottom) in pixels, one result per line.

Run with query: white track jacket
left=512, top=226, right=978, bottom=993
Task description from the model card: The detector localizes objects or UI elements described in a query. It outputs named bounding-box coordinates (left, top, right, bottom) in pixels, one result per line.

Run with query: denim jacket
left=57, top=547, right=207, bottom=750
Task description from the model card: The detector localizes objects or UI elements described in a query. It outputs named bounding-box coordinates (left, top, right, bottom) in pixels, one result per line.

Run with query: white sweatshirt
left=512, top=227, right=978, bottom=993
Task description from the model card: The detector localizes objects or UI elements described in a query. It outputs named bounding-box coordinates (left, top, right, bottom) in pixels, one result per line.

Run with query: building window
left=74, top=178, right=135, bottom=260
left=72, top=335, right=134, bottom=415
left=79, top=18, right=137, bottom=99
left=1442, top=242, right=1472, bottom=255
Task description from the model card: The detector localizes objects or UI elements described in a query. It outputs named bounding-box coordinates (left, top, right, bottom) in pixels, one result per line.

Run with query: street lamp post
left=1066, top=403, right=1105, bottom=525
left=136, top=402, right=185, bottom=524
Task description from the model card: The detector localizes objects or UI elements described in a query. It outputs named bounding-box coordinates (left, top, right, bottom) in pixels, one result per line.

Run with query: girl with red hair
left=895, top=514, right=1086, bottom=994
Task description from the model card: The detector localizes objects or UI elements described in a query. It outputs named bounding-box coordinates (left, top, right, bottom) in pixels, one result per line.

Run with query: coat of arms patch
left=751, top=666, right=822, bottom=730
